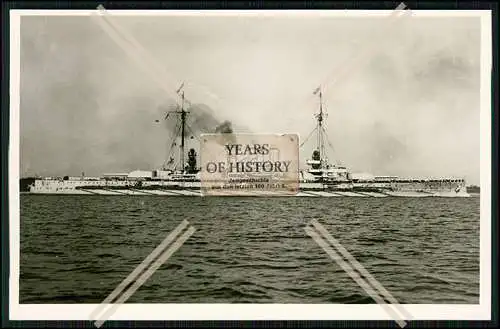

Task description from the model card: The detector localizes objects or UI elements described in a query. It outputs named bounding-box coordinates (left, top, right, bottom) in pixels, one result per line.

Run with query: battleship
left=23, top=87, right=469, bottom=198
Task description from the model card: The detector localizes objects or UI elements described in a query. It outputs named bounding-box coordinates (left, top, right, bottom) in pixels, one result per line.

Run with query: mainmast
left=179, top=89, right=186, bottom=173
left=302, top=86, right=346, bottom=181
left=314, top=86, right=327, bottom=169
left=163, top=82, right=189, bottom=173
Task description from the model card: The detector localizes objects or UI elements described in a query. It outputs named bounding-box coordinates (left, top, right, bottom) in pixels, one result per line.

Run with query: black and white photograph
left=9, top=7, right=492, bottom=324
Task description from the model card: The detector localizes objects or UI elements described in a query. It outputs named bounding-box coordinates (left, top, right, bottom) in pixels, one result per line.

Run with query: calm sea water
left=20, top=195, right=480, bottom=304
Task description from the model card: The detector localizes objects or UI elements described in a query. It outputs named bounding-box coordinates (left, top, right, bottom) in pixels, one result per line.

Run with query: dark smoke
left=214, top=120, right=233, bottom=134
left=159, top=103, right=236, bottom=137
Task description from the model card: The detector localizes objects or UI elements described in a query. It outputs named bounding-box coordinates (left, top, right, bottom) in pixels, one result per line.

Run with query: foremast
left=160, top=83, right=199, bottom=175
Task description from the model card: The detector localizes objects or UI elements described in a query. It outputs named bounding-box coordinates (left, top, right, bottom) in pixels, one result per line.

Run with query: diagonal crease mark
left=94, top=226, right=195, bottom=327
left=319, top=3, right=411, bottom=91
left=93, top=5, right=230, bottom=111
left=305, top=226, right=407, bottom=327
left=89, top=220, right=194, bottom=327
left=92, top=5, right=183, bottom=106
left=306, top=220, right=412, bottom=328
left=310, top=219, right=413, bottom=320
left=290, top=2, right=412, bottom=114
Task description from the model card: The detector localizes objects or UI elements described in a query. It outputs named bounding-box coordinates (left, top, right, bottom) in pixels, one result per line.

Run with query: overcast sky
left=19, top=13, right=481, bottom=184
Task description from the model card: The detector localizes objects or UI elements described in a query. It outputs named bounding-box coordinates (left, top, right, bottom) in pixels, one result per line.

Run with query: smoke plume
left=214, top=120, right=233, bottom=134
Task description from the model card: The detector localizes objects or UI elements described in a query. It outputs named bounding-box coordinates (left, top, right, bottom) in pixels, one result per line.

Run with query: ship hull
left=26, top=178, right=470, bottom=197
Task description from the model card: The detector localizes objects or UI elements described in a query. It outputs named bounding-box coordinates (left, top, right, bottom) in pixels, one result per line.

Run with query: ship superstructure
left=26, top=86, right=469, bottom=197
left=299, top=87, right=350, bottom=188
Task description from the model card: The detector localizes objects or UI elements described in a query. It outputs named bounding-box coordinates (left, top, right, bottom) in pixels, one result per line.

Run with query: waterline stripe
left=305, top=226, right=407, bottom=328
left=310, top=219, right=413, bottom=320
left=94, top=226, right=195, bottom=327
left=89, top=219, right=189, bottom=320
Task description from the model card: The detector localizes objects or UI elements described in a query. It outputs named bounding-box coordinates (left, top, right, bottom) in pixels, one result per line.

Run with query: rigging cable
left=321, top=127, right=341, bottom=166
left=185, top=124, right=201, bottom=143
left=164, top=121, right=182, bottom=169
left=300, top=126, right=318, bottom=148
